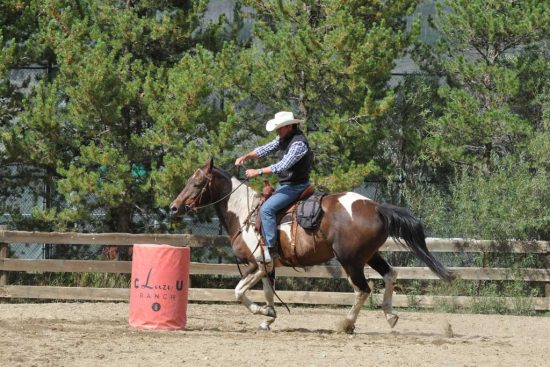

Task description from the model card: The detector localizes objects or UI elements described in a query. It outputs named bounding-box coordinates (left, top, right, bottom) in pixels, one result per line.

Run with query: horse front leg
left=234, top=262, right=276, bottom=319
left=258, top=274, right=277, bottom=331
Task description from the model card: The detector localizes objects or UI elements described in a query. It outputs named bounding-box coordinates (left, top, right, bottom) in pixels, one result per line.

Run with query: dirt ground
left=0, top=302, right=548, bottom=367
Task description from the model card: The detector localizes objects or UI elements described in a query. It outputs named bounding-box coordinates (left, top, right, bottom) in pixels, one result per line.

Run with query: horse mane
left=211, top=166, right=260, bottom=225
left=212, top=166, right=232, bottom=180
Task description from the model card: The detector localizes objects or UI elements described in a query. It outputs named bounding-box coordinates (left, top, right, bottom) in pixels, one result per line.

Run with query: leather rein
left=186, top=165, right=290, bottom=313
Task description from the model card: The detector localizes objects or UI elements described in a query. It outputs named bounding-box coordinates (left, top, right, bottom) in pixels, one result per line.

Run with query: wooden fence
left=0, top=229, right=549, bottom=311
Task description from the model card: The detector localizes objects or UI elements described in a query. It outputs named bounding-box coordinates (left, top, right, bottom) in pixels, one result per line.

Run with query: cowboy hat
left=265, top=111, right=302, bottom=132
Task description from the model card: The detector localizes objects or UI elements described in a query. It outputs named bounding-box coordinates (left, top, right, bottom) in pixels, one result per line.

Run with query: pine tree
left=232, top=0, right=420, bottom=191
left=0, top=0, right=45, bottom=221
left=421, top=0, right=549, bottom=173
left=405, top=0, right=550, bottom=239
left=1, top=0, right=232, bottom=236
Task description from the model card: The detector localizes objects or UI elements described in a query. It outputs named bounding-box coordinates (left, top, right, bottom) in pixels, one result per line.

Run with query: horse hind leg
left=338, top=263, right=371, bottom=334
left=368, top=253, right=399, bottom=328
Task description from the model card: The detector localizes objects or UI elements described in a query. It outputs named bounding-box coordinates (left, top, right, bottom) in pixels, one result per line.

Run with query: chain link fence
left=1, top=172, right=383, bottom=262
left=2, top=180, right=47, bottom=259
left=2, top=192, right=224, bottom=261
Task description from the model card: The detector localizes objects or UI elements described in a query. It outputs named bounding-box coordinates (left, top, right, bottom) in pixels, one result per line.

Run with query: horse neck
left=216, top=177, right=259, bottom=236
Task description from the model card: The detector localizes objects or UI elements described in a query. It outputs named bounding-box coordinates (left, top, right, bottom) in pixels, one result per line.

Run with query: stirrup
left=268, top=247, right=280, bottom=260
left=255, top=246, right=272, bottom=263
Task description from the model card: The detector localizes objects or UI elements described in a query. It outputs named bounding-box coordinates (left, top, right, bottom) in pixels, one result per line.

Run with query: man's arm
left=235, top=137, right=280, bottom=166
left=245, top=141, right=307, bottom=179
left=235, top=150, right=258, bottom=166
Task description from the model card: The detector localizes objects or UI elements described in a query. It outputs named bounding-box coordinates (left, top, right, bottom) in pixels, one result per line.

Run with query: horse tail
left=376, top=203, right=454, bottom=281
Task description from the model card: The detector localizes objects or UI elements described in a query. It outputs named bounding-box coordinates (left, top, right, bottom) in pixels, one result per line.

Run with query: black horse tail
left=376, top=203, right=454, bottom=282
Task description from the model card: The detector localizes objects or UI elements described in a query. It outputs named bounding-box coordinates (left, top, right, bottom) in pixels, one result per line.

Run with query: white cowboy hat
left=265, top=111, right=302, bottom=132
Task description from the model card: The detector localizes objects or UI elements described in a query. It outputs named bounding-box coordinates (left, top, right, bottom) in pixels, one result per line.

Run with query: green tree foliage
left=407, top=155, right=550, bottom=240
left=235, top=0, right=420, bottom=191
left=0, top=31, right=17, bottom=154
left=0, top=1, right=43, bottom=221
left=378, top=74, right=443, bottom=203
left=421, top=0, right=549, bottom=172
left=1, top=0, right=232, bottom=232
left=404, top=0, right=550, bottom=240
left=2, top=0, right=548, bottom=243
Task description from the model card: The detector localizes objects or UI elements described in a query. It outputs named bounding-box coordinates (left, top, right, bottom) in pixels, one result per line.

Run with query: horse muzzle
left=169, top=204, right=192, bottom=217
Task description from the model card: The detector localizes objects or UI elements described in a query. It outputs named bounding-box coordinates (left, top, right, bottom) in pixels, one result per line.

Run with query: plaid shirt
left=255, top=136, right=309, bottom=174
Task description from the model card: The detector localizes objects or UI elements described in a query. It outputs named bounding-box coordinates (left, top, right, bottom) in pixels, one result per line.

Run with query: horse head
left=169, top=158, right=216, bottom=217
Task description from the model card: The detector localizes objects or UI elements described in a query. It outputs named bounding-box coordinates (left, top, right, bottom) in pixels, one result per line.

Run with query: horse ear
left=204, top=157, right=214, bottom=174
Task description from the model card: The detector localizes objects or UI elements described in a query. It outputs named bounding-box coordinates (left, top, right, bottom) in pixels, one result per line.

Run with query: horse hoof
left=386, top=314, right=399, bottom=328
left=336, top=319, right=355, bottom=334
left=260, top=305, right=277, bottom=318
left=258, top=322, right=271, bottom=331
left=344, top=323, right=355, bottom=334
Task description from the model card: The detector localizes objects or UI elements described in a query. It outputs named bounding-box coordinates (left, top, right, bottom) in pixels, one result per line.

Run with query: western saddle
left=253, top=180, right=315, bottom=262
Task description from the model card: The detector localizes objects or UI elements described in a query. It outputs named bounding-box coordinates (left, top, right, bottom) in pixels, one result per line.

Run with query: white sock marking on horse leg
left=337, top=192, right=371, bottom=219
left=259, top=277, right=277, bottom=330
left=346, top=289, right=369, bottom=324
left=338, top=278, right=370, bottom=333
left=235, top=276, right=254, bottom=308
left=262, top=277, right=275, bottom=307
left=382, top=268, right=399, bottom=328
left=235, top=271, right=266, bottom=314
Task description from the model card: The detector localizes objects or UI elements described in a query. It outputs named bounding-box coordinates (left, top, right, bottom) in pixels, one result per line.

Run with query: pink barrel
left=129, top=244, right=190, bottom=330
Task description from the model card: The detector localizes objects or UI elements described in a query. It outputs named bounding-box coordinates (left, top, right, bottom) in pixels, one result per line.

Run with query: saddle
left=254, top=180, right=315, bottom=234
left=253, top=181, right=325, bottom=265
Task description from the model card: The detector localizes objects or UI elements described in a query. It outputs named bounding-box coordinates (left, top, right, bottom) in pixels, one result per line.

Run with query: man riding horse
left=235, top=111, right=314, bottom=264
left=170, top=111, right=453, bottom=332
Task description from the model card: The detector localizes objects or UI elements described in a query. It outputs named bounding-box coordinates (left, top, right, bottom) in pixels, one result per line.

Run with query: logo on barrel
left=133, top=268, right=186, bottom=304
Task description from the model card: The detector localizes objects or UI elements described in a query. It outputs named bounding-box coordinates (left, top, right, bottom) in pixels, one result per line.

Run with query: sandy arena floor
left=0, top=302, right=548, bottom=367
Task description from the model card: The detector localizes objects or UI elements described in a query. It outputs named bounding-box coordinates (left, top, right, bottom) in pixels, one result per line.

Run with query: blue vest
left=277, top=129, right=313, bottom=185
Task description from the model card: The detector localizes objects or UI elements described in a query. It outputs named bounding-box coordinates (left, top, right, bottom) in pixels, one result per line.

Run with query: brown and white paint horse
left=170, top=158, right=453, bottom=333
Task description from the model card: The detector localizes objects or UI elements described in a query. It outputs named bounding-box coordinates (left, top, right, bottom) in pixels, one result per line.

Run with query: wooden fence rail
left=1, top=230, right=549, bottom=252
left=0, top=230, right=549, bottom=311
left=1, top=259, right=549, bottom=282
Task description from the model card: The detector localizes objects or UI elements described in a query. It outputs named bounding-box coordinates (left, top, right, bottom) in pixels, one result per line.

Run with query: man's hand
left=235, top=150, right=259, bottom=166
left=245, top=168, right=261, bottom=179
left=235, top=155, right=246, bottom=166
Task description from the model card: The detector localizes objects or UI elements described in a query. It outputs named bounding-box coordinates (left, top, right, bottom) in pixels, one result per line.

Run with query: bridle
left=180, top=164, right=290, bottom=313
left=182, top=165, right=253, bottom=271
left=185, top=171, right=210, bottom=209
left=187, top=166, right=247, bottom=212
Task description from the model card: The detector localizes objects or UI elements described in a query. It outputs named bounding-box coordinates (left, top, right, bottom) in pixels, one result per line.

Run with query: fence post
left=0, top=225, right=8, bottom=286
left=546, top=252, right=550, bottom=298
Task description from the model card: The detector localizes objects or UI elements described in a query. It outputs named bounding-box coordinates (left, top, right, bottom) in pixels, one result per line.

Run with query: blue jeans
left=260, top=182, right=310, bottom=248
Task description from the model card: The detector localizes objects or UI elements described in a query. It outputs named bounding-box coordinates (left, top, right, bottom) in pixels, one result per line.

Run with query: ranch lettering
left=133, top=268, right=185, bottom=291
left=139, top=293, right=177, bottom=301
